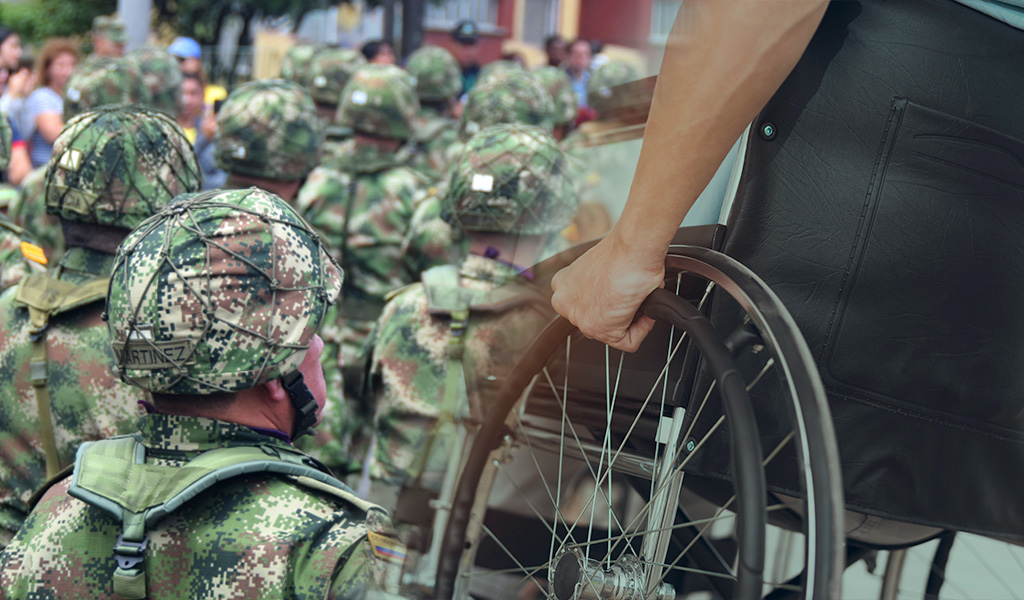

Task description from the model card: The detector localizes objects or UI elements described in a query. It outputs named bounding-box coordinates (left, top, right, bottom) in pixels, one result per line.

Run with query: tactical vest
left=67, top=435, right=380, bottom=599
left=14, top=272, right=109, bottom=478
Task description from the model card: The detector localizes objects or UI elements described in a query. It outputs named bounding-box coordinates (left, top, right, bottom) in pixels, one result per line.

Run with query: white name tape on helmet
left=471, top=174, right=494, bottom=192
left=351, top=90, right=368, bottom=105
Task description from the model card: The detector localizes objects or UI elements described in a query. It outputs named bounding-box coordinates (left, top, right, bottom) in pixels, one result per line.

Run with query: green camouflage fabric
left=457, top=71, right=556, bottom=142
left=308, top=46, right=366, bottom=108
left=402, top=194, right=457, bottom=276
left=0, top=413, right=395, bottom=598
left=126, top=46, right=185, bottom=116
left=0, top=109, right=10, bottom=171
left=47, top=106, right=202, bottom=230
left=444, top=124, right=578, bottom=235
left=0, top=247, right=147, bottom=546
left=406, top=45, right=461, bottom=102
left=0, top=214, right=45, bottom=294
left=108, top=188, right=342, bottom=395
left=533, top=65, right=579, bottom=127
left=93, top=15, right=126, bottom=44
left=63, top=56, right=151, bottom=122
left=587, top=59, right=641, bottom=116
left=409, top=119, right=459, bottom=180
left=8, top=166, right=64, bottom=263
left=294, top=144, right=443, bottom=468
left=367, top=254, right=550, bottom=488
left=336, top=64, right=419, bottom=140
left=215, top=79, right=324, bottom=181
left=476, top=59, right=525, bottom=89
left=281, top=43, right=320, bottom=88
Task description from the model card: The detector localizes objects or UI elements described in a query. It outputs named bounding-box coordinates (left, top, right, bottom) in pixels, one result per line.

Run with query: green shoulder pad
left=14, top=273, right=110, bottom=333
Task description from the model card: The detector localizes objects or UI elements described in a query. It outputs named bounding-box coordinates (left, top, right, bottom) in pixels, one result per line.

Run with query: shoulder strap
left=68, top=436, right=371, bottom=599
left=14, top=273, right=111, bottom=479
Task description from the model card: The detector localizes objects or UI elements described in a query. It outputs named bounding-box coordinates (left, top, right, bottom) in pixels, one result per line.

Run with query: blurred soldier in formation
left=305, top=46, right=367, bottom=159
left=295, top=64, right=443, bottom=475
left=91, top=15, right=125, bottom=58
left=7, top=56, right=151, bottom=264
left=0, top=106, right=202, bottom=546
left=213, top=78, right=323, bottom=203
left=126, top=46, right=185, bottom=117
left=365, top=124, right=577, bottom=541
left=0, top=188, right=401, bottom=598
left=0, top=110, right=45, bottom=293
left=405, top=45, right=462, bottom=179
left=280, top=42, right=320, bottom=89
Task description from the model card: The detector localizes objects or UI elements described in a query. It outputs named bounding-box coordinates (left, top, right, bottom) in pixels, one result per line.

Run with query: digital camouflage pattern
left=307, top=46, right=366, bottom=108
left=0, top=413, right=392, bottom=598
left=7, top=166, right=63, bottom=262
left=533, top=66, right=579, bottom=127
left=280, top=43, right=320, bottom=88
left=337, top=64, right=419, bottom=140
left=406, top=45, right=461, bottom=103
left=587, top=59, right=641, bottom=116
left=92, top=15, right=126, bottom=44
left=444, top=124, right=578, bottom=235
left=476, top=59, right=524, bottom=89
left=214, top=79, right=324, bottom=181
left=409, top=120, right=459, bottom=181
left=0, top=214, right=44, bottom=294
left=46, top=106, right=202, bottom=230
left=107, top=188, right=342, bottom=395
left=294, top=143, right=443, bottom=468
left=367, top=254, right=550, bottom=487
left=126, top=46, right=185, bottom=116
left=457, top=71, right=556, bottom=142
left=63, top=56, right=150, bottom=122
left=0, top=247, right=146, bottom=546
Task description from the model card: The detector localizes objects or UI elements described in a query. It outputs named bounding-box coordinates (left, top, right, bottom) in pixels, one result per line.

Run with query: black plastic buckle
left=114, top=534, right=149, bottom=570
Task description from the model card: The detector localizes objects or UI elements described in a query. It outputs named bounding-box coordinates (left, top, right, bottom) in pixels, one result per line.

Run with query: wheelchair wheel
left=434, top=246, right=845, bottom=599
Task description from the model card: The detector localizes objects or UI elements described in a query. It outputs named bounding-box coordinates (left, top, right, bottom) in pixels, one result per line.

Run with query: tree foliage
left=0, top=0, right=117, bottom=45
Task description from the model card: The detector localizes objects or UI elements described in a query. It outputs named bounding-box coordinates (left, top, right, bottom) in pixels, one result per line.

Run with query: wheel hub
left=549, top=548, right=675, bottom=600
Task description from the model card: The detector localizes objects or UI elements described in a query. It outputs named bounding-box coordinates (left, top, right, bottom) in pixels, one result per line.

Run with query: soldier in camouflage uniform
left=7, top=56, right=151, bottom=264
left=405, top=45, right=462, bottom=179
left=214, top=78, right=323, bottom=203
left=476, top=58, right=524, bottom=88
left=533, top=65, right=579, bottom=141
left=280, top=42, right=320, bottom=89
left=126, top=46, right=185, bottom=117
left=305, top=46, right=366, bottom=158
left=295, top=64, right=442, bottom=474
left=0, top=106, right=202, bottom=547
left=0, top=187, right=402, bottom=599
left=366, top=124, right=577, bottom=515
left=0, top=111, right=46, bottom=293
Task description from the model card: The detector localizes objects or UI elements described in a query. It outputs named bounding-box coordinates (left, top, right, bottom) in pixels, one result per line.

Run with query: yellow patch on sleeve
left=20, top=242, right=48, bottom=265
left=367, top=530, right=408, bottom=563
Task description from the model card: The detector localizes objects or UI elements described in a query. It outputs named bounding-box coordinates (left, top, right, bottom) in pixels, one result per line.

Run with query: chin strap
left=280, top=371, right=319, bottom=439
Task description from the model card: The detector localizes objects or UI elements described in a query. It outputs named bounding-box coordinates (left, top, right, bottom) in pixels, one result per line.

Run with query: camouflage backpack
left=458, top=72, right=556, bottom=142
left=337, top=64, right=419, bottom=140
left=63, top=56, right=150, bottom=121
left=443, top=123, right=578, bottom=235
left=307, top=46, right=366, bottom=108
left=406, top=45, right=462, bottom=103
left=125, top=46, right=184, bottom=116
left=214, top=79, right=324, bottom=181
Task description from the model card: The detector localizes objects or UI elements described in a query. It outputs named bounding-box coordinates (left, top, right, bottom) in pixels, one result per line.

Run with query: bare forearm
left=614, top=0, right=829, bottom=254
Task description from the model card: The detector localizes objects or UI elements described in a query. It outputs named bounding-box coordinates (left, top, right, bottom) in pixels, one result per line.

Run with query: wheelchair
left=388, top=1, right=1024, bottom=597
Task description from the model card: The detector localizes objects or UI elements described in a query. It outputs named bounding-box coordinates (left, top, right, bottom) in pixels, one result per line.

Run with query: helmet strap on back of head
left=280, top=370, right=318, bottom=439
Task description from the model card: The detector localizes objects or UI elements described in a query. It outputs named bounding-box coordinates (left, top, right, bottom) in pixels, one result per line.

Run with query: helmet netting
left=444, top=124, right=578, bottom=235
left=107, top=188, right=342, bottom=395
left=45, top=105, right=202, bottom=230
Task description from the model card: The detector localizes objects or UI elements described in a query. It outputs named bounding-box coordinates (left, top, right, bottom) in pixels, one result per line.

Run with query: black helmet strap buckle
left=280, top=370, right=318, bottom=439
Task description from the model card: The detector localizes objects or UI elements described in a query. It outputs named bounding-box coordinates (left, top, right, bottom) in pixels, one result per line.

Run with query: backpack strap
left=68, top=436, right=369, bottom=599
left=15, top=273, right=110, bottom=478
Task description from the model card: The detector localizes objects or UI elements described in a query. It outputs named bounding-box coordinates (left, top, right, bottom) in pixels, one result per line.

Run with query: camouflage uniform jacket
left=6, top=166, right=64, bottom=264
left=366, top=254, right=551, bottom=488
left=408, top=115, right=459, bottom=180
left=0, top=413, right=391, bottom=599
left=0, top=213, right=44, bottom=294
left=0, top=246, right=146, bottom=545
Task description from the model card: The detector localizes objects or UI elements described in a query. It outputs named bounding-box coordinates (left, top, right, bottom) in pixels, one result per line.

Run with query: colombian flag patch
left=367, top=530, right=408, bottom=563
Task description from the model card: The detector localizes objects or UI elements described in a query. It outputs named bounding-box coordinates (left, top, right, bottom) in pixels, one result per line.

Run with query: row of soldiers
left=0, top=41, right=640, bottom=597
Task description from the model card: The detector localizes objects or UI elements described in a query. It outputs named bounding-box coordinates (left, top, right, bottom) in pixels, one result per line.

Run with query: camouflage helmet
left=45, top=106, right=202, bottom=230
left=443, top=124, right=578, bottom=235
left=307, top=46, right=366, bottom=107
left=476, top=60, right=524, bottom=89
left=126, top=46, right=184, bottom=116
left=337, top=64, right=419, bottom=140
left=533, top=66, right=578, bottom=127
left=106, top=187, right=343, bottom=396
left=587, top=59, right=641, bottom=115
left=280, top=43, right=319, bottom=87
left=458, top=73, right=556, bottom=142
left=215, top=79, right=323, bottom=181
left=63, top=56, right=151, bottom=121
left=0, top=110, right=11, bottom=172
left=405, top=45, right=461, bottom=102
